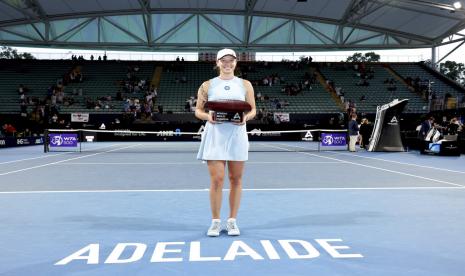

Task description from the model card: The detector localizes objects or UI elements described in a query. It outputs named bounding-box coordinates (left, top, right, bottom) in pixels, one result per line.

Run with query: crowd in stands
left=185, top=96, right=197, bottom=112
left=1, top=123, right=16, bottom=137
left=120, top=65, right=160, bottom=123
left=165, top=57, right=185, bottom=73
left=405, top=76, right=432, bottom=99
left=384, top=78, right=397, bottom=91
left=419, top=116, right=464, bottom=140
left=71, top=54, right=107, bottom=61
left=3, top=59, right=464, bottom=137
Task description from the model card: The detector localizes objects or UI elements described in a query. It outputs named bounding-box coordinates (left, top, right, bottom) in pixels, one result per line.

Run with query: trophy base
left=212, top=111, right=244, bottom=123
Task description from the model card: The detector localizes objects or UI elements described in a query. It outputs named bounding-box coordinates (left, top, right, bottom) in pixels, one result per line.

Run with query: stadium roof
left=0, top=0, right=464, bottom=51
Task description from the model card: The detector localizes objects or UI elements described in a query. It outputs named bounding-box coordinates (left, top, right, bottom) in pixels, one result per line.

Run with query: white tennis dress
left=197, top=76, right=249, bottom=161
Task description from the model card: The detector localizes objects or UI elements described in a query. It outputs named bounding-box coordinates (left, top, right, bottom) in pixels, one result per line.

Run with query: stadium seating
left=319, top=63, right=427, bottom=113
left=1, top=60, right=463, bottom=116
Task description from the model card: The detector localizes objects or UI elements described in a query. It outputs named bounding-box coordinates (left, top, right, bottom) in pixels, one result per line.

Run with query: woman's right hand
left=207, top=112, right=220, bottom=124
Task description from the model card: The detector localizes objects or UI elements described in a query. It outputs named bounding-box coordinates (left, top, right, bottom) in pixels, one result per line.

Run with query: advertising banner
left=49, top=133, right=78, bottom=147
left=71, top=113, right=89, bottom=122
left=321, top=132, right=347, bottom=146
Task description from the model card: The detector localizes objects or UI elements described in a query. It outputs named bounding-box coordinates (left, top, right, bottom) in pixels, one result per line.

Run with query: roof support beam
left=337, top=0, right=359, bottom=43
left=138, top=0, right=152, bottom=46
left=244, top=0, right=258, bottom=48
left=53, top=17, right=94, bottom=41
left=153, top=14, right=195, bottom=44
left=437, top=40, right=465, bottom=63
left=249, top=19, right=291, bottom=44
left=200, top=14, right=242, bottom=44
left=27, top=0, right=49, bottom=40
left=0, top=0, right=47, bottom=40
left=102, top=17, right=146, bottom=43
left=0, top=7, right=435, bottom=44
left=0, top=27, right=40, bottom=41
left=437, top=36, right=465, bottom=46
left=347, top=33, right=383, bottom=45
left=298, top=20, right=337, bottom=44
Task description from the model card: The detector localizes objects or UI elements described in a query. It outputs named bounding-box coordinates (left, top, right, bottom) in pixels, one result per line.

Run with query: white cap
left=216, top=48, right=237, bottom=60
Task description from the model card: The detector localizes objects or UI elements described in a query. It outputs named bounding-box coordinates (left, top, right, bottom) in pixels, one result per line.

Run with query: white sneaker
left=226, top=218, right=240, bottom=236
left=207, top=219, right=221, bottom=237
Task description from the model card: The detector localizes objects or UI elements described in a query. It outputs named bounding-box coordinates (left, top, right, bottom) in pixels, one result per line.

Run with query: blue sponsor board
left=321, top=132, right=347, bottom=147
left=0, top=137, right=43, bottom=148
left=49, top=133, right=78, bottom=147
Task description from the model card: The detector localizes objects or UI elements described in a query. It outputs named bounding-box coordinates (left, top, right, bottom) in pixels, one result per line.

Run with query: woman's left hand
left=233, top=114, right=247, bottom=125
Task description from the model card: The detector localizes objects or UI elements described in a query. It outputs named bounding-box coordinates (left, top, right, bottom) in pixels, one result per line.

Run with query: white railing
left=18, top=50, right=424, bottom=63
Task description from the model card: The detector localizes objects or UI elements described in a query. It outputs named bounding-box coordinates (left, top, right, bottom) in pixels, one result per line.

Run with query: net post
left=44, top=129, right=49, bottom=153
left=318, top=130, right=321, bottom=152
left=79, top=130, right=82, bottom=153
left=346, top=129, right=349, bottom=151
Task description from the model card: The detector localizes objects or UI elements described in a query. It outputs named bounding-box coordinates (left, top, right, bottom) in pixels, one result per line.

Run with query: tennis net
left=44, top=128, right=348, bottom=153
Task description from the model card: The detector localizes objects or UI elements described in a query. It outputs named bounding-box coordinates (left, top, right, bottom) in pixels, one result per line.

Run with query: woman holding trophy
left=195, top=48, right=256, bottom=237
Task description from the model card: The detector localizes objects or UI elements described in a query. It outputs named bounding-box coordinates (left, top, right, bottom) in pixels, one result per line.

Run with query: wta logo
left=322, top=135, right=334, bottom=145
left=50, top=135, right=64, bottom=146
left=49, top=134, right=78, bottom=147
left=321, top=133, right=347, bottom=146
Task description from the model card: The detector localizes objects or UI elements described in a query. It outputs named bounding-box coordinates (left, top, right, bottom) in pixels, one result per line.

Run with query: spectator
left=359, top=118, right=372, bottom=149
left=446, top=117, right=463, bottom=135
left=2, top=124, right=16, bottom=136
left=418, top=117, right=434, bottom=139
left=348, top=113, right=359, bottom=152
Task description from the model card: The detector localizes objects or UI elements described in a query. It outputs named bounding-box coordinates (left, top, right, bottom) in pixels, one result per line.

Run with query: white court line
left=58, top=161, right=342, bottom=165
left=327, top=151, right=465, bottom=174
left=0, top=143, right=129, bottom=165
left=0, top=144, right=143, bottom=176
left=0, top=186, right=464, bottom=194
left=266, top=143, right=464, bottom=187
left=0, top=152, right=72, bottom=165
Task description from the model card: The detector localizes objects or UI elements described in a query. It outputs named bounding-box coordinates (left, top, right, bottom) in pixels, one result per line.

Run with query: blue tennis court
left=1, top=142, right=464, bottom=276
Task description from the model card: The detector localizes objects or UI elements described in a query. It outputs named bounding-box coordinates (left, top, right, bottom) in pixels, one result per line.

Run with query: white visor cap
left=216, top=48, right=237, bottom=60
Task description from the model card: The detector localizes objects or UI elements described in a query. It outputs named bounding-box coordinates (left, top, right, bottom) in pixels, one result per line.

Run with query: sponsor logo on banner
left=388, top=116, right=399, bottom=125
left=156, top=131, right=174, bottom=137
left=301, top=130, right=313, bottom=141
left=35, top=138, right=44, bottom=144
left=115, top=129, right=146, bottom=137
left=445, top=144, right=458, bottom=150
left=71, top=113, right=89, bottom=122
left=0, top=139, right=5, bottom=146
left=321, top=133, right=347, bottom=146
left=193, top=125, right=205, bottom=140
left=49, top=133, right=78, bottom=147
left=250, top=128, right=262, bottom=136
left=16, top=138, right=30, bottom=145
left=273, top=112, right=290, bottom=123
left=250, top=128, right=280, bottom=137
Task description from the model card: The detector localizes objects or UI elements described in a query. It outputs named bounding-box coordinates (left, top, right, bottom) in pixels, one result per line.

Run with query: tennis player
left=195, top=48, right=256, bottom=236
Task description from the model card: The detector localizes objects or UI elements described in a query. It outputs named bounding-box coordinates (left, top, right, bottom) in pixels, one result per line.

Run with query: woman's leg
left=207, top=160, right=226, bottom=219
left=227, top=161, right=245, bottom=219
